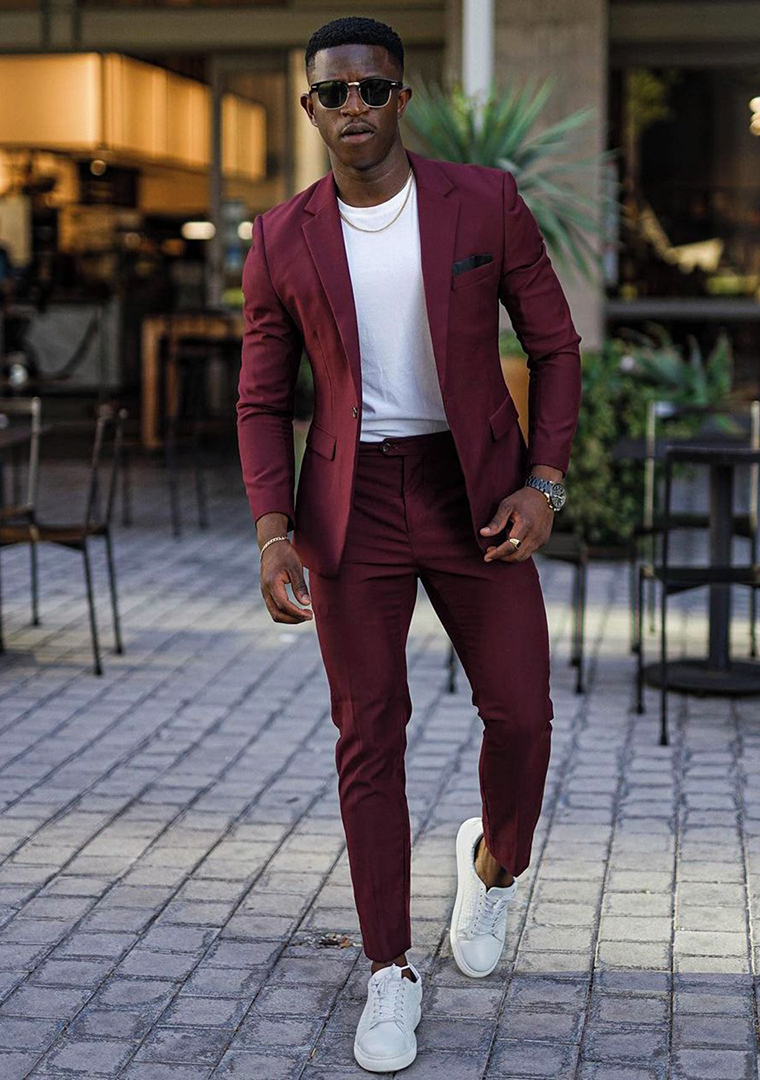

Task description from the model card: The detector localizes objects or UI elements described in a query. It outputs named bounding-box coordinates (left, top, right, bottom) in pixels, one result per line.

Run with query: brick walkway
left=0, top=457, right=758, bottom=1079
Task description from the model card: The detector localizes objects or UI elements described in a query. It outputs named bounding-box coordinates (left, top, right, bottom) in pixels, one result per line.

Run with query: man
left=237, top=15, right=582, bottom=1073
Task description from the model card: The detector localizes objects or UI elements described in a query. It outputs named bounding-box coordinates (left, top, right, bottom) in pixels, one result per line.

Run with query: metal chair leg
left=647, top=574, right=656, bottom=635
left=82, top=539, right=103, bottom=676
left=447, top=639, right=457, bottom=693
left=104, top=529, right=123, bottom=655
left=121, top=444, right=133, bottom=527
left=636, top=568, right=645, bottom=714
left=189, top=365, right=209, bottom=531
left=659, top=581, right=669, bottom=747
left=575, top=558, right=587, bottom=694
left=570, top=565, right=582, bottom=665
left=192, top=438, right=209, bottom=530
left=30, top=540, right=40, bottom=625
left=629, top=544, right=640, bottom=653
left=165, top=418, right=182, bottom=538
left=0, top=550, right=4, bottom=654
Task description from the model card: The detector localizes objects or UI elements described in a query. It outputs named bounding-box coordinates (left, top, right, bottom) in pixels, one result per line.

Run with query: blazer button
left=351, top=406, right=358, bottom=418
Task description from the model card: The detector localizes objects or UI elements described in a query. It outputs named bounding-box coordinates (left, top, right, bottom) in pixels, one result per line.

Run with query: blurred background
left=1, top=7, right=760, bottom=1077
left=1, top=0, right=759, bottom=437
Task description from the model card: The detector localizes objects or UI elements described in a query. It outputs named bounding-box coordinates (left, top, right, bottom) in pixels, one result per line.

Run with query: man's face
left=300, top=43, right=411, bottom=168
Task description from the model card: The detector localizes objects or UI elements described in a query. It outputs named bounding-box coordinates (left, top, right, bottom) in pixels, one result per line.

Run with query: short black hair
left=305, top=16, right=404, bottom=79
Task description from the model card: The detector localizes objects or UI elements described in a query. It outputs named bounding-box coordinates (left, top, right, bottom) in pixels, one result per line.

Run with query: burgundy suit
left=237, top=148, right=582, bottom=962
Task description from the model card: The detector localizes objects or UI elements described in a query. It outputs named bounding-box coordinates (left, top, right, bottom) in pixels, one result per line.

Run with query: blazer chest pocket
left=305, top=421, right=336, bottom=460
left=451, top=252, right=495, bottom=290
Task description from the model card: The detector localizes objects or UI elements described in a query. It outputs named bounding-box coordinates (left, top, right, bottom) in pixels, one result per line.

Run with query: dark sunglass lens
left=361, top=79, right=392, bottom=106
left=317, top=81, right=347, bottom=108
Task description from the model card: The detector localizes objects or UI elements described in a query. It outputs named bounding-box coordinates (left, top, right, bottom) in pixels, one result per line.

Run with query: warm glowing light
left=750, top=97, right=760, bottom=112
left=181, top=221, right=215, bottom=240
left=237, top=221, right=253, bottom=241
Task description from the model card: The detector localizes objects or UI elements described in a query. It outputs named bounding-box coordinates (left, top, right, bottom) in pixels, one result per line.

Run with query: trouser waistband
left=358, top=429, right=456, bottom=456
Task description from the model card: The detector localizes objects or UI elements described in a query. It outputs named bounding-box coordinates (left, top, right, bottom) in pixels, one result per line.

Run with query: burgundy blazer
left=237, top=147, right=582, bottom=577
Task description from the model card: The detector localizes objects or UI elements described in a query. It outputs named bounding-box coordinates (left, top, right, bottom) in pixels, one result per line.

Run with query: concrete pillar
left=288, top=48, right=329, bottom=198
left=462, top=0, right=494, bottom=106
left=494, top=0, right=607, bottom=350
left=206, top=54, right=224, bottom=308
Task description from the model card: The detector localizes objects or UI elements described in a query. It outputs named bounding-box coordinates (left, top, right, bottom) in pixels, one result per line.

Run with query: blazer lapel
left=301, top=148, right=460, bottom=401
left=302, top=176, right=362, bottom=400
left=408, top=149, right=460, bottom=392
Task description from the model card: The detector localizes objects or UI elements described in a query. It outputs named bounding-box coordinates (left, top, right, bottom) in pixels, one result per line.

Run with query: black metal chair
left=635, top=444, right=760, bottom=746
left=629, top=399, right=759, bottom=658
left=0, top=396, right=42, bottom=626
left=0, top=404, right=127, bottom=676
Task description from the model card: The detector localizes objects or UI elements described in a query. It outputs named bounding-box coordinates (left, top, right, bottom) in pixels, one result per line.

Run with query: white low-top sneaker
left=353, top=961, right=423, bottom=1073
left=450, top=816, right=518, bottom=978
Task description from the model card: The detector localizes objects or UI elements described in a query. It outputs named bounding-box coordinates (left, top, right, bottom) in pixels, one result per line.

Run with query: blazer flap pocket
left=306, top=421, right=336, bottom=460
left=488, top=393, right=519, bottom=440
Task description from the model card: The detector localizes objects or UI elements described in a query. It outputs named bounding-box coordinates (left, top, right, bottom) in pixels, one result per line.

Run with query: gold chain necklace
left=338, top=167, right=414, bottom=233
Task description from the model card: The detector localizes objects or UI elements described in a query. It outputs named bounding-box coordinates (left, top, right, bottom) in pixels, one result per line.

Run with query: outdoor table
left=141, top=311, right=243, bottom=451
left=613, top=432, right=760, bottom=695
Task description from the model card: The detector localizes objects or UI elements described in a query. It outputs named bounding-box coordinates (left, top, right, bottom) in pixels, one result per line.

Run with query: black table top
left=612, top=429, right=753, bottom=463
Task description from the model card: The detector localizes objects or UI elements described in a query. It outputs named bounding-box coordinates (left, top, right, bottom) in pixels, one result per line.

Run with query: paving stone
left=45, top=1035, right=134, bottom=1074
left=582, top=1023, right=669, bottom=1061
left=0, top=984, right=92, bottom=1019
left=0, top=1015, right=63, bottom=1050
left=487, top=1038, right=578, bottom=1076
left=0, top=1050, right=42, bottom=1080
left=134, top=1026, right=230, bottom=1064
left=232, top=1014, right=323, bottom=1053
left=671, top=1047, right=755, bottom=1079
left=212, top=1051, right=299, bottom=1079
left=672, top=1013, right=755, bottom=1049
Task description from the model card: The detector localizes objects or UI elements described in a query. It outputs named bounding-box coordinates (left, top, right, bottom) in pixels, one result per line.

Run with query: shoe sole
left=450, top=816, right=504, bottom=979
left=353, top=1002, right=422, bottom=1073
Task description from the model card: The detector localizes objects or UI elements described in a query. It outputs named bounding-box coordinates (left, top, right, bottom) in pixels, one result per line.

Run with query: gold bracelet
left=259, top=535, right=290, bottom=560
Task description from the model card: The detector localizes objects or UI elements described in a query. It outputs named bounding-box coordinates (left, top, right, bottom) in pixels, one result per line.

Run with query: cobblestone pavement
left=0, top=457, right=758, bottom=1079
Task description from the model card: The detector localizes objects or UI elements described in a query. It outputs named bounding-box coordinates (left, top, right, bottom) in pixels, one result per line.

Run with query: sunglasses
left=308, top=78, right=404, bottom=110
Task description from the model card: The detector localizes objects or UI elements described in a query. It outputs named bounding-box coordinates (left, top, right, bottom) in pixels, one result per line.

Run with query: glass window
left=608, top=65, right=760, bottom=303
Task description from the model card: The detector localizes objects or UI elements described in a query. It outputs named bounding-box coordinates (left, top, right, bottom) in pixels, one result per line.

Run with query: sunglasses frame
left=308, top=78, right=404, bottom=110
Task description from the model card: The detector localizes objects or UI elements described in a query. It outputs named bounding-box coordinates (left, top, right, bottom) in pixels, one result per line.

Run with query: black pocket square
left=452, top=253, right=494, bottom=276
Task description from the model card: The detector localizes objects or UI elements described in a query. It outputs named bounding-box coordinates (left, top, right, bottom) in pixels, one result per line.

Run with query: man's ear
left=300, top=94, right=318, bottom=127
left=397, top=86, right=412, bottom=121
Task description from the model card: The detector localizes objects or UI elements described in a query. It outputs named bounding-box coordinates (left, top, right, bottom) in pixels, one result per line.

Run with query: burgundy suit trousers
left=307, top=429, right=554, bottom=963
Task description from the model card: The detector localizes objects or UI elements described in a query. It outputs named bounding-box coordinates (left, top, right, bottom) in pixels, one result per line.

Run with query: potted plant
left=402, top=73, right=619, bottom=446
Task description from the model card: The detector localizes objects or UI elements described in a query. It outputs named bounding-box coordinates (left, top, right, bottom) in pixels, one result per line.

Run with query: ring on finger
left=508, top=537, right=521, bottom=548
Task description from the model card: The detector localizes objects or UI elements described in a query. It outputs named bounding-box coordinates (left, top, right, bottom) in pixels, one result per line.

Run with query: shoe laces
left=464, top=886, right=511, bottom=940
left=369, top=966, right=410, bottom=1028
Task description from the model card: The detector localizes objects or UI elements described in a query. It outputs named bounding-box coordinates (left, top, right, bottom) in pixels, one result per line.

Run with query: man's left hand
left=479, top=486, right=554, bottom=562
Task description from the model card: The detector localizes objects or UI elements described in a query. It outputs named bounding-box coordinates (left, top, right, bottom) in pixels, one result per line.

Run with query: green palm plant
left=402, top=74, right=620, bottom=283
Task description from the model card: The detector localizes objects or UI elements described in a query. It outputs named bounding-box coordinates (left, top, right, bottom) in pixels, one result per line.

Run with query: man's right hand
left=257, top=513, right=313, bottom=624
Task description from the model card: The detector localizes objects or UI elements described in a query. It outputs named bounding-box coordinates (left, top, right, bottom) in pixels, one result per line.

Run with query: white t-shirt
left=337, top=171, right=450, bottom=442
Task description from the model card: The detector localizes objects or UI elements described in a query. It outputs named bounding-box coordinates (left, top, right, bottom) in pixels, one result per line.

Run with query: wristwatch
left=525, top=474, right=567, bottom=511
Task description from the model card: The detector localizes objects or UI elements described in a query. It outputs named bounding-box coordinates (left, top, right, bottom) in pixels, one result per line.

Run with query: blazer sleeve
left=236, top=212, right=304, bottom=532
left=498, top=170, right=583, bottom=479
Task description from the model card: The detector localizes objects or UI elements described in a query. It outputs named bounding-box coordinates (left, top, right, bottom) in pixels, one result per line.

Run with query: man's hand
left=479, top=465, right=562, bottom=563
left=257, top=512, right=313, bottom=623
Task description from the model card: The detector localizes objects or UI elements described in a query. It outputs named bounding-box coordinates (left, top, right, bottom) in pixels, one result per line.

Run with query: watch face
left=550, top=483, right=566, bottom=510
